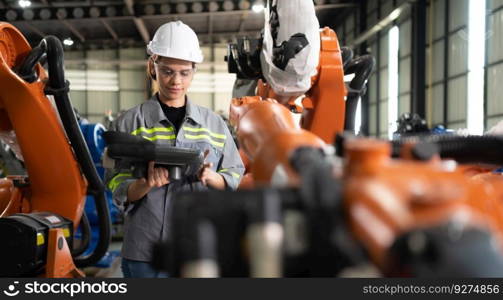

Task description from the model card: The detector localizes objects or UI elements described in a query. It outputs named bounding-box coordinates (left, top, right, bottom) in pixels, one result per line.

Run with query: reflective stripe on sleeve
left=108, top=172, right=133, bottom=192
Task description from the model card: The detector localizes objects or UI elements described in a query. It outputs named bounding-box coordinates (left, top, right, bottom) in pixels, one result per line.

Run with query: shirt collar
left=143, top=93, right=203, bottom=127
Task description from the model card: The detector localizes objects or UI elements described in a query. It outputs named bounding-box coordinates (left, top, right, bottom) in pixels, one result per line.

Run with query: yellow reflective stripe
left=183, top=127, right=227, bottom=140
left=36, top=233, right=45, bottom=246
left=108, top=173, right=133, bottom=192
left=218, top=169, right=240, bottom=179
left=63, top=228, right=70, bottom=238
left=142, top=135, right=176, bottom=141
left=184, top=134, right=225, bottom=148
left=131, top=127, right=174, bottom=136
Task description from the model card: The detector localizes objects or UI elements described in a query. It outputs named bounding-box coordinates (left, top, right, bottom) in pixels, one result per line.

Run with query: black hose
left=340, top=47, right=354, bottom=70
left=16, top=45, right=47, bottom=83
left=343, top=55, right=376, bottom=132
left=71, top=211, right=91, bottom=257
left=394, top=135, right=503, bottom=166
left=39, top=36, right=111, bottom=267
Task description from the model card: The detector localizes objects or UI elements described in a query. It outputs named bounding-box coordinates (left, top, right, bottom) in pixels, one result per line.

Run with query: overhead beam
left=208, top=13, right=213, bottom=43
left=6, top=3, right=355, bottom=23
left=238, top=11, right=249, bottom=32
left=101, top=19, right=118, bottom=41
left=61, top=20, right=85, bottom=42
left=23, top=22, right=46, bottom=38
left=124, top=0, right=150, bottom=44
left=350, top=0, right=417, bottom=48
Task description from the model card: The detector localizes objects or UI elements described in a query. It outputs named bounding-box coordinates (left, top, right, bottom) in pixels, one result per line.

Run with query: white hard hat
left=147, top=21, right=204, bottom=63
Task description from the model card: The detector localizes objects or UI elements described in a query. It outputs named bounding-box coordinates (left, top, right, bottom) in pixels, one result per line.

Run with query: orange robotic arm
left=0, top=22, right=110, bottom=277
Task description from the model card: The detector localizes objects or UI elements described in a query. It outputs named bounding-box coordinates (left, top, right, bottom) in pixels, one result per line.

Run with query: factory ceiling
left=0, top=0, right=358, bottom=50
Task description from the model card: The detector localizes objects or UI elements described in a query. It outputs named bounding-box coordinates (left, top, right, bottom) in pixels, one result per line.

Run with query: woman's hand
left=199, top=150, right=226, bottom=190
left=127, top=161, right=170, bottom=202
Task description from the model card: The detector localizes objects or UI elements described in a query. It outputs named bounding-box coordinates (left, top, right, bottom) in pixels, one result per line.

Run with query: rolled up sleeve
left=217, top=125, right=245, bottom=190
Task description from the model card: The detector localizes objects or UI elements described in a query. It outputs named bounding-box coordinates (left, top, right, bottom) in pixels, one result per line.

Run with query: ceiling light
left=89, top=7, right=101, bottom=18
left=18, top=0, right=31, bottom=8
left=5, top=10, right=18, bottom=21
left=192, top=2, right=204, bottom=13
left=105, top=6, right=117, bottom=17
left=39, top=8, right=51, bottom=20
left=144, top=4, right=156, bottom=15
left=63, top=38, right=74, bottom=46
left=22, top=9, right=34, bottom=20
left=56, top=8, right=67, bottom=19
left=252, top=0, right=264, bottom=13
left=223, top=0, right=234, bottom=11
left=72, top=7, right=84, bottom=18
left=239, top=0, right=251, bottom=10
left=208, top=1, right=219, bottom=12
left=176, top=3, right=188, bottom=13
left=160, top=4, right=170, bottom=14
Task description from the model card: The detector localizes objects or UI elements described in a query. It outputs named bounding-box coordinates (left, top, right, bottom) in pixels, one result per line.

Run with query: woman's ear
left=148, top=57, right=157, bottom=80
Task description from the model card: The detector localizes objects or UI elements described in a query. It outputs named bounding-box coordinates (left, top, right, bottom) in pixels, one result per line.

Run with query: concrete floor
left=82, top=241, right=124, bottom=278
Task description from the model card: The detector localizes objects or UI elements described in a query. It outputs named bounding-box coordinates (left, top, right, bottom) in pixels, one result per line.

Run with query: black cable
left=343, top=55, right=376, bottom=132
left=393, top=135, right=503, bottom=166
left=34, top=36, right=111, bottom=267
left=71, top=211, right=91, bottom=257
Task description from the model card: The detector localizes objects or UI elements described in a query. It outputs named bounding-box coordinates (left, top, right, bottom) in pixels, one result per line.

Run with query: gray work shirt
left=105, top=95, right=245, bottom=262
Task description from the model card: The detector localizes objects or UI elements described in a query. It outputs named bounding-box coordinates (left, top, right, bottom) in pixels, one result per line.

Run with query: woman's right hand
left=127, top=161, right=170, bottom=203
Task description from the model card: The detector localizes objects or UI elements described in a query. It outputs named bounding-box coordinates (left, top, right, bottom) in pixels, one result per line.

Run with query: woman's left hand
left=199, top=150, right=226, bottom=189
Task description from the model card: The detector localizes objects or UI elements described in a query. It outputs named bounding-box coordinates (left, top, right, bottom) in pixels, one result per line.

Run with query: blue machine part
left=77, top=122, right=120, bottom=267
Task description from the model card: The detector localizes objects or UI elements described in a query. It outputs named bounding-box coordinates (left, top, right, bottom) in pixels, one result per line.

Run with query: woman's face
left=153, top=56, right=195, bottom=103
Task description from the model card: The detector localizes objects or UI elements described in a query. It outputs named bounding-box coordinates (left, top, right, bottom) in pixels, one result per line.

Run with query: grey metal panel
left=430, top=84, right=445, bottom=125
left=369, top=74, right=377, bottom=104
left=379, top=100, right=389, bottom=134
left=369, top=103, right=377, bottom=135
left=399, top=93, right=411, bottom=116
left=345, top=13, right=355, bottom=33
left=119, top=47, right=146, bottom=60
left=214, top=92, right=233, bottom=115
left=447, top=75, right=467, bottom=122
left=433, top=0, right=446, bottom=40
left=487, top=63, right=503, bottom=116
left=368, top=10, right=379, bottom=28
left=431, top=40, right=445, bottom=82
left=487, top=117, right=503, bottom=131
left=87, top=91, right=119, bottom=114
left=368, top=0, right=378, bottom=13
left=381, top=0, right=394, bottom=17
left=187, top=92, right=213, bottom=110
left=87, top=49, right=117, bottom=70
left=380, top=32, right=389, bottom=67
left=69, top=90, right=87, bottom=115
left=448, top=32, right=468, bottom=77
left=119, top=69, right=147, bottom=90
left=488, top=10, right=503, bottom=64
left=87, top=116, right=106, bottom=124
left=346, top=32, right=354, bottom=44
left=379, top=68, right=389, bottom=101
left=119, top=91, right=145, bottom=111
left=449, top=0, right=468, bottom=31
left=214, top=47, right=228, bottom=62
left=448, top=121, right=467, bottom=129
left=488, top=0, right=503, bottom=10
left=399, top=19, right=412, bottom=57
left=399, top=57, right=411, bottom=93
